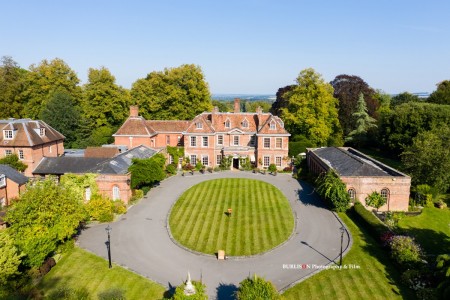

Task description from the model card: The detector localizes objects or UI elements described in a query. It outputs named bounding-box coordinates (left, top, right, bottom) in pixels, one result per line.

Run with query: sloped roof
left=311, top=147, right=405, bottom=177
left=146, top=120, right=190, bottom=133
left=89, top=145, right=159, bottom=174
left=113, top=117, right=155, bottom=136
left=0, top=119, right=65, bottom=147
left=33, top=157, right=108, bottom=175
left=85, top=147, right=119, bottom=158
left=0, top=164, right=28, bottom=185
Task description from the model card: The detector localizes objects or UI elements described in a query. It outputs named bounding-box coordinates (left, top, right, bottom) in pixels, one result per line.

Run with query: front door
left=233, top=158, right=239, bottom=169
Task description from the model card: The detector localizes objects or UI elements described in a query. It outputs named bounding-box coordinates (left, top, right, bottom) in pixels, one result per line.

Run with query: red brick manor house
left=113, top=99, right=291, bottom=170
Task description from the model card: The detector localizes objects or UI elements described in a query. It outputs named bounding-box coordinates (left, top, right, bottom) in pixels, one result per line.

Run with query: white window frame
left=225, top=119, right=231, bottom=128
left=275, top=156, right=282, bottom=167
left=3, top=130, right=13, bottom=139
left=216, top=154, right=222, bottom=165
left=202, top=136, right=208, bottom=147
left=202, top=155, right=209, bottom=166
left=85, top=187, right=91, bottom=201
left=263, top=138, right=270, bottom=148
left=190, top=136, right=197, bottom=147
left=166, top=135, right=170, bottom=145
left=169, top=155, right=174, bottom=164
left=0, top=175, right=5, bottom=188
left=381, top=188, right=389, bottom=202
left=39, top=128, right=45, bottom=136
left=49, top=145, right=52, bottom=153
left=5, top=150, right=12, bottom=156
left=348, top=188, right=356, bottom=202
left=196, top=122, right=203, bottom=129
left=233, top=135, right=239, bottom=146
left=242, top=119, right=248, bottom=128
left=112, top=185, right=120, bottom=200
left=275, top=138, right=282, bottom=149
left=190, top=155, right=197, bottom=165
left=18, top=150, right=24, bottom=160
left=217, top=135, right=223, bottom=145
left=269, top=121, right=276, bottom=130
left=263, top=156, right=270, bottom=167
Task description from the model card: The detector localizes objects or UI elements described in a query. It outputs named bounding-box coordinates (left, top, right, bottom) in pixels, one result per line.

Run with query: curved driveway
left=78, top=172, right=351, bottom=299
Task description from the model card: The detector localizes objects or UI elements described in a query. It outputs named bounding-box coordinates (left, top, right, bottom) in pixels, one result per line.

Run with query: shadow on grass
left=397, top=227, right=450, bottom=257
left=163, top=283, right=176, bottom=299
left=216, top=283, right=238, bottom=300
left=346, top=211, right=415, bottom=299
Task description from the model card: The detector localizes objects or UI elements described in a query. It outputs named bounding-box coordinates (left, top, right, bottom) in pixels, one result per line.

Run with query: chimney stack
left=130, top=105, right=139, bottom=117
left=234, top=98, right=240, bottom=113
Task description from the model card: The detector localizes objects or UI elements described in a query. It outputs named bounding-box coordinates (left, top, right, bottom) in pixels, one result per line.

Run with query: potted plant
left=268, top=164, right=277, bottom=175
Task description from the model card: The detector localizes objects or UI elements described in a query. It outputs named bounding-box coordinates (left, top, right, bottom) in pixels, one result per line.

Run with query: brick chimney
left=234, top=98, right=240, bottom=113
left=130, top=105, right=139, bottom=117
left=256, top=106, right=263, bottom=130
left=211, top=106, right=219, bottom=124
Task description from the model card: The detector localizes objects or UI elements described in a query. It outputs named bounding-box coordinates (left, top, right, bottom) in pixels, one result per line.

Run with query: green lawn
left=169, top=178, right=294, bottom=256
left=282, top=213, right=414, bottom=300
left=397, top=207, right=450, bottom=255
left=38, top=247, right=166, bottom=300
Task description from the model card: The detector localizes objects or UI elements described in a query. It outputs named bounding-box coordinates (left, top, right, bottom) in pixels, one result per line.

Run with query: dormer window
left=242, top=119, right=248, bottom=128
left=39, top=128, right=45, bottom=136
left=269, top=121, right=276, bottom=130
left=225, top=119, right=231, bottom=128
left=196, top=122, right=203, bottom=129
left=3, top=130, right=13, bottom=139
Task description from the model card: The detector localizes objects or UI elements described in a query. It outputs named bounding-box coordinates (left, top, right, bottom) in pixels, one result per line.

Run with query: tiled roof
left=0, top=164, right=29, bottom=185
left=0, top=119, right=65, bottom=147
left=89, top=145, right=159, bottom=174
left=114, top=117, right=154, bottom=136
left=33, top=157, right=108, bottom=175
left=85, top=147, right=119, bottom=158
left=146, top=120, right=190, bottom=133
left=311, top=147, right=405, bottom=177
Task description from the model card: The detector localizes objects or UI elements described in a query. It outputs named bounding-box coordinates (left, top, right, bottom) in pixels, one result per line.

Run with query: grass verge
left=282, top=212, right=414, bottom=300
left=169, top=178, right=294, bottom=256
left=38, top=247, right=165, bottom=299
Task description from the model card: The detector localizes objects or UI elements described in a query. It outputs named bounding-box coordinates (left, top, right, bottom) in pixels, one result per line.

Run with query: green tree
left=428, top=80, right=450, bottom=105
left=401, top=125, right=450, bottom=192
left=0, top=154, right=27, bottom=172
left=128, top=153, right=166, bottom=189
left=331, top=74, right=378, bottom=136
left=315, top=169, right=350, bottom=212
left=21, top=58, right=81, bottom=119
left=391, top=92, right=420, bottom=107
left=5, top=179, right=87, bottom=267
left=236, top=274, right=279, bottom=300
left=365, top=191, right=386, bottom=212
left=281, top=68, right=342, bottom=146
left=270, top=85, right=295, bottom=116
left=131, top=64, right=212, bottom=120
left=172, top=280, right=207, bottom=300
left=0, top=230, right=24, bottom=286
left=81, top=67, right=130, bottom=128
left=345, top=93, right=377, bottom=147
left=0, top=56, right=27, bottom=119
left=39, top=90, right=81, bottom=148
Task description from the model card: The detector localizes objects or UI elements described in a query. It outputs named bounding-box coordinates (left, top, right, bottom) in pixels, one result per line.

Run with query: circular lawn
left=168, top=178, right=294, bottom=256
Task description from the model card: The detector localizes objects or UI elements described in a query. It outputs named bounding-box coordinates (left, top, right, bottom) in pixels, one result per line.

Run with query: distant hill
left=212, top=94, right=276, bottom=102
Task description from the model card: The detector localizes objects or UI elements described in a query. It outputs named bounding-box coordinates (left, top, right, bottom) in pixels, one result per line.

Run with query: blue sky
left=1, top=0, right=449, bottom=94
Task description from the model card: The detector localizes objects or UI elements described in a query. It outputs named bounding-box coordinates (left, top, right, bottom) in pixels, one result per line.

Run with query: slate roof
left=0, top=119, right=65, bottom=147
left=311, top=147, right=404, bottom=177
left=89, top=145, right=159, bottom=174
left=33, top=157, right=109, bottom=175
left=0, top=164, right=29, bottom=185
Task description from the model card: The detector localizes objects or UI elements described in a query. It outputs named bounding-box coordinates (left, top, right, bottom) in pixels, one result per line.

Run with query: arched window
left=348, top=188, right=356, bottom=202
left=113, top=185, right=120, bottom=200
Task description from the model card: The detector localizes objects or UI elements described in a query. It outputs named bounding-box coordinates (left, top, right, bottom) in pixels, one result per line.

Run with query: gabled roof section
left=257, top=115, right=289, bottom=135
left=0, top=164, right=28, bottom=185
left=0, top=119, right=65, bottom=147
left=89, top=145, right=159, bottom=174
left=113, top=117, right=155, bottom=136
left=310, top=147, right=408, bottom=177
left=185, top=114, right=215, bottom=133
left=33, top=157, right=109, bottom=175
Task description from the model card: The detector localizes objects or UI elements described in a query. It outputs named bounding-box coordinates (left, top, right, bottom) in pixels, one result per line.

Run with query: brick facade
left=95, top=174, right=132, bottom=204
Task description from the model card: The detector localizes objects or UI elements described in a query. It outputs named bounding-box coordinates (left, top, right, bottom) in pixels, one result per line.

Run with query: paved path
left=78, top=172, right=351, bottom=299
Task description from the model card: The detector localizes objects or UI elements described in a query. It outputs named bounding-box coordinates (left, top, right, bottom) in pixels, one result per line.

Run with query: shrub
left=48, top=287, right=90, bottom=300
left=195, top=161, right=203, bottom=171
left=166, top=163, right=177, bottom=175
left=172, top=280, right=207, bottom=300
left=389, top=235, right=423, bottom=268
left=352, top=201, right=388, bottom=240
left=141, top=186, right=151, bottom=195
left=207, top=167, right=213, bottom=173
left=365, top=191, right=386, bottom=212
left=213, top=166, right=221, bottom=172
left=130, top=189, right=144, bottom=204
left=315, top=170, right=350, bottom=212
left=98, top=288, right=125, bottom=300
left=86, top=195, right=114, bottom=222
left=112, top=200, right=127, bottom=214
left=236, top=274, right=279, bottom=300
left=268, top=164, right=277, bottom=173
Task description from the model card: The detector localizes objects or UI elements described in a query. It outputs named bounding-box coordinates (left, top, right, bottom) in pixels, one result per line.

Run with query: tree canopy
left=131, top=64, right=212, bottom=120
left=345, top=93, right=377, bottom=148
left=331, top=74, right=378, bottom=136
left=428, top=80, right=450, bottom=105
left=0, top=231, right=24, bottom=286
left=0, top=56, right=26, bottom=119
left=0, top=154, right=27, bottom=172
left=391, top=92, right=420, bottom=107
left=315, top=169, right=350, bottom=212
left=270, top=85, right=294, bottom=116
left=365, top=191, right=386, bottom=212
left=128, top=153, right=166, bottom=189
left=236, top=274, right=279, bottom=300
left=280, top=68, right=342, bottom=146
left=5, top=179, right=87, bottom=267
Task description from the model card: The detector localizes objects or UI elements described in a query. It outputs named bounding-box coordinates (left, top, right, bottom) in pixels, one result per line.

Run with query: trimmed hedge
left=351, top=201, right=389, bottom=240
